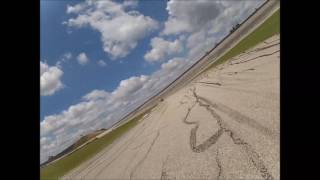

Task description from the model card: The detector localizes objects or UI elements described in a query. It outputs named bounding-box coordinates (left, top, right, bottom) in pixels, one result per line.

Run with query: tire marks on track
left=253, top=42, right=280, bottom=53
left=224, top=128, right=274, bottom=180
left=197, top=83, right=279, bottom=101
left=130, top=131, right=160, bottom=180
left=181, top=87, right=274, bottom=180
left=230, top=50, right=279, bottom=66
left=64, top=124, right=146, bottom=179
left=69, top=103, right=166, bottom=179
left=86, top=125, right=148, bottom=178
left=196, top=94, right=278, bottom=139
left=92, top=103, right=168, bottom=178
left=196, top=82, right=222, bottom=86
left=235, top=41, right=279, bottom=61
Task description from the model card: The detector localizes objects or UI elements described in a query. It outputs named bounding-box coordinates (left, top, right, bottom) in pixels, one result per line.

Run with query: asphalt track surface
left=63, top=34, right=280, bottom=180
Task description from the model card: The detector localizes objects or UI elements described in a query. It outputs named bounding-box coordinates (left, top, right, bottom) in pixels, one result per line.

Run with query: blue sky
left=40, top=0, right=167, bottom=120
left=40, top=0, right=265, bottom=162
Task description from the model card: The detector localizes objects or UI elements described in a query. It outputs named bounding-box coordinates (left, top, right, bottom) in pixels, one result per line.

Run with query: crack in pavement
left=126, top=104, right=168, bottom=179
left=131, top=127, right=166, bottom=151
left=181, top=88, right=275, bottom=180
left=181, top=89, right=225, bottom=153
left=88, top=125, right=148, bottom=178
left=180, top=101, right=187, bottom=105
left=224, top=129, right=274, bottom=180
left=196, top=82, right=222, bottom=86
left=264, top=38, right=280, bottom=45
left=130, top=131, right=160, bottom=180
left=197, top=82, right=279, bottom=101
left=80, top=104, right=168, bottom=178
left=123, top=149, right=141, bottom=176
left=131, top=141, right=147, bottom=150
left=199, top=76, right=279, bottom=88
left=226, top=68, right=255, bottom=75
left=230, top=50, right=280, bottom=66
left=160, top=170, right=169, bottom=180
left=80, top=103, right=170, bottom=178
left=215, top=148, right=223, bottom=180
left=236, top=42, right=279, bottom=60
left=126, top=105, right=168, bottom=179
left=65, top=121, right=147, bottom=179
left=225, top=54, right=279, bottom=76
left=160, top=156, right=170, bottom=180
left=253, top=42, right=280, bottom=53
left=196, top=95, right=277, bottom=139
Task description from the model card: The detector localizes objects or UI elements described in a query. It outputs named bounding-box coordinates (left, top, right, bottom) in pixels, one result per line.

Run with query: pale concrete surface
left=63, top=34, right=280, bottom=180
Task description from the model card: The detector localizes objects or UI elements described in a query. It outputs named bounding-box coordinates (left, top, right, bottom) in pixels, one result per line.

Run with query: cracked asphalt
left=62, top=34, right=279, bottom=180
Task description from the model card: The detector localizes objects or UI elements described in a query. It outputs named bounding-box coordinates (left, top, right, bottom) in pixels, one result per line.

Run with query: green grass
left=40, top=107, right=153, bottom=180
left=205, top=9, right=280, bottom=71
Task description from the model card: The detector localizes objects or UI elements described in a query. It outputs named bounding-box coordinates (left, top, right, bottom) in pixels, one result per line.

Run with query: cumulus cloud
left=162, top=0, right=222, bottom=35
left=161, top=0, right=264, bottom=60
left=77, top=52, right=89, bottom=65
left=40, top=61, right=64, bottom=96
left=112, top=75, right=149, bottom=99
left=97, top=60, right=107, bottom=67
left=144, top=37, right=183, bottom=62
left=65, top=0, right=158, bottom=59
left=82, top=90, right=110, bottom=101
left=161, top=57, right=184, bottom=71
left=67, top=3, right=86, bottom=14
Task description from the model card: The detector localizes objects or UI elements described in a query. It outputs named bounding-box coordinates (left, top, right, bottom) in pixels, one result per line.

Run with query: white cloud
left=161, top=57, right=184, bottom=71
left=186, top=29, right=218, bottom=60
left=97, top=60, right=107, bottom=67
left=65, top=0, right=159, bottom=59
left=83, top=90, right=110, bottom=101
left=63, top=52, right=72, bottom=61
left=77, top=52, right=89, bottom=65
left=162, top=0, right=222, bottom=35
left=56, top=52, right=73, bottom=68
left=160, top=0, right=264, bottom=60
left=112, top=75, right=149, bottom=99
left=40, top=61, right=64, bottom=96
left=123, top=0, right=138, bottom=8
left=67, top=3, right=86, bottom=14
left=144, top=37, right=183, bottom=62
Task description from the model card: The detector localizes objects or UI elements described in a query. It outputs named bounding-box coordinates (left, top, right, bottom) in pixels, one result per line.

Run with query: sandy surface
left=63, top=34, right=280, bottom=180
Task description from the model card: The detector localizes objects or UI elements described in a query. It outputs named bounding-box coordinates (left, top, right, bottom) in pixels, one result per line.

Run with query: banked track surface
left=63, top=35, right=280, bottom=180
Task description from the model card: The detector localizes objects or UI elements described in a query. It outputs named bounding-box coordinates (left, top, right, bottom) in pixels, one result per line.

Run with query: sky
left=40, top=0, right=265, bottom=163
